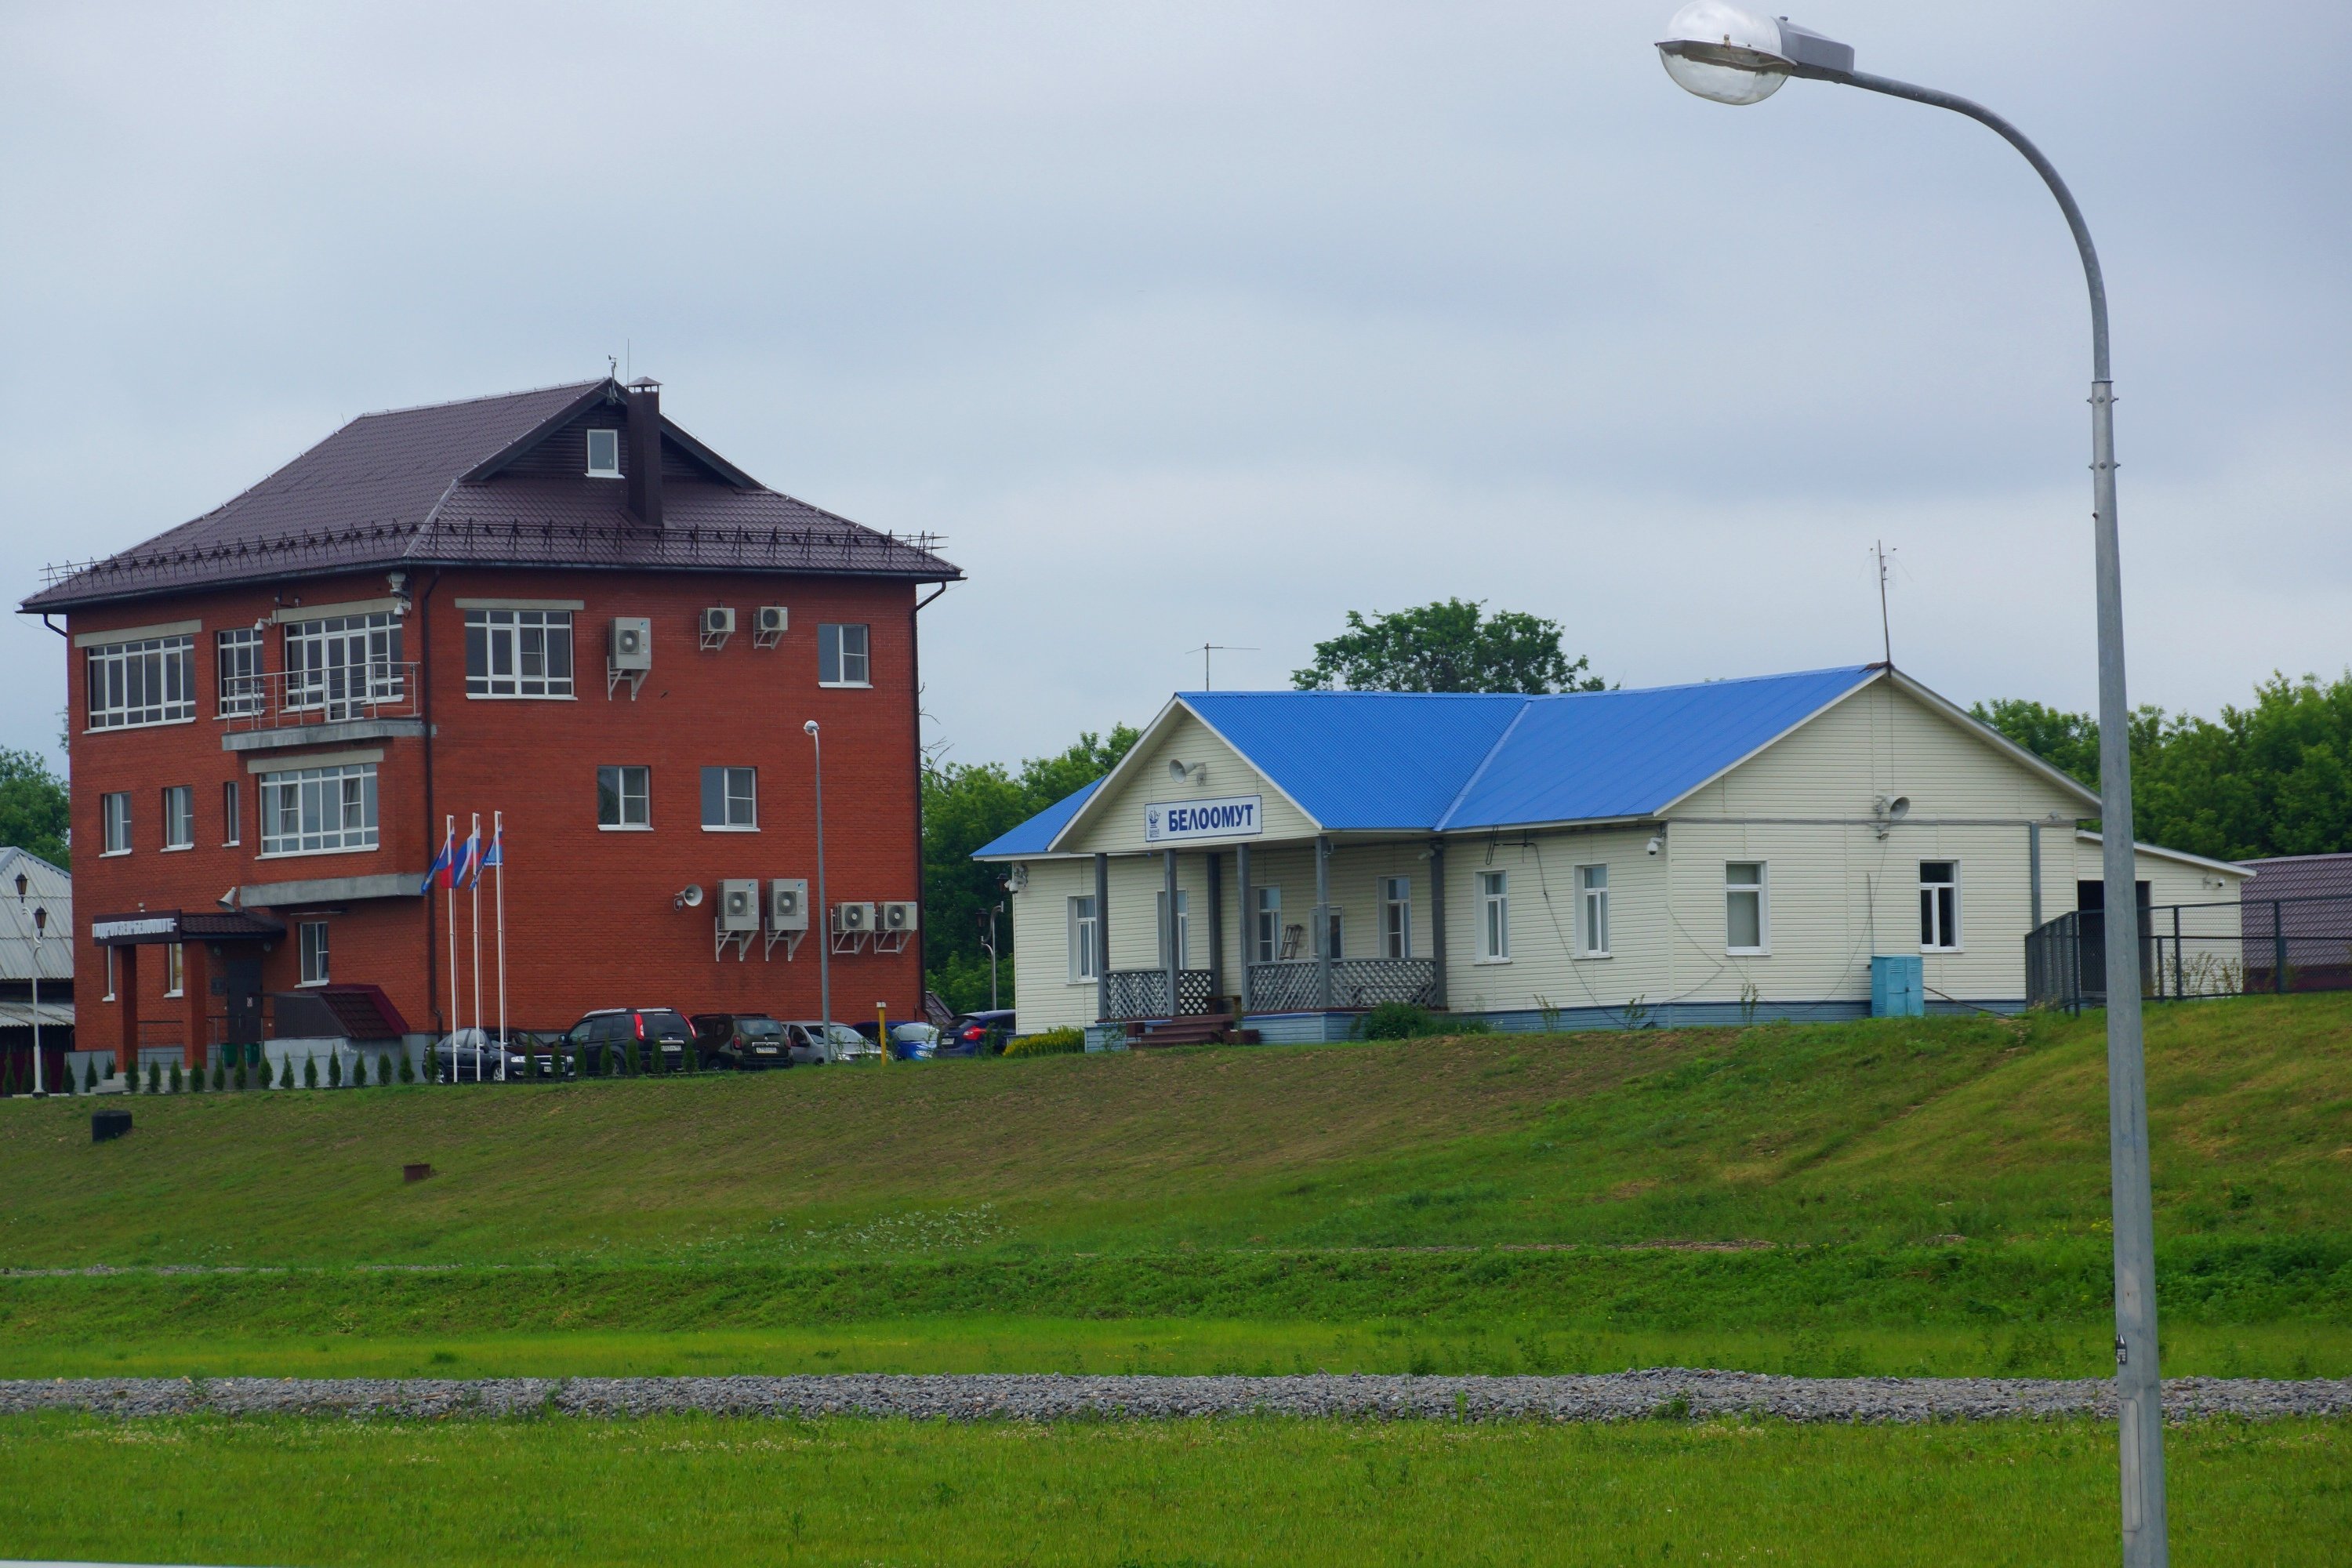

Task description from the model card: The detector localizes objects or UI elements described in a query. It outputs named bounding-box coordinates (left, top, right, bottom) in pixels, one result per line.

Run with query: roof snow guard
left=24, top=379, right=960, bottom=612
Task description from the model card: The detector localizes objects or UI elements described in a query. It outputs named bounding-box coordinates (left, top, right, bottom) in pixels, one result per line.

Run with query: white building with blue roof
left=975, top=664, right=2250, bottom=1043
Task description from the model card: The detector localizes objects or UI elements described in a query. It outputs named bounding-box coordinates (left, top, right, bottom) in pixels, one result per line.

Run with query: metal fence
left=2027, top=895, right=2352, bottom=1011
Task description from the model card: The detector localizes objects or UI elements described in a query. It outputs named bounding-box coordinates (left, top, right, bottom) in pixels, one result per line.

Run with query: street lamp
left=804, top=720, right=833, bottom=1052
left=1656, top=7, right=2165, bottom=1563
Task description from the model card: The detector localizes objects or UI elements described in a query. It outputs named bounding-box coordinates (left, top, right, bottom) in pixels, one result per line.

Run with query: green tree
left=921, top=724, right=1142, bottom=1014
left=0, top=746, right=70, bottom=867
left=1291, top=598, right=1604, bottom=695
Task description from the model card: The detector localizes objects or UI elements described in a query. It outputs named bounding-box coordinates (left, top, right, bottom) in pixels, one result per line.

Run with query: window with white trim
left=1381, top=876, right=1412, bottom=959
left=223, top=779, right=242, bottom=846
left=164, top=942, right=185, bottom=998
left=1068, top=895, right=1098, bottom=982
left=85, top=634, right=195, bottom=729
left=1478, top=871, right=1509, bottom=962
left=1320, top=907, right=1345, bottom=963
left=260, top=763, right=379, bottom=856
left=283, top=612, right=404, bottom=717
left=585, top=427, right=622, bottom=477
left=1919, top=861, right=1961, bottom=950
left=1253, top=886, right=1283, bottom=964
left=700, top=766, right=757, bottom=829
left=464, top=608, right=574, bottom=699
left=818, top=622, right=869, bottom=687
left=162, top=786, right=194, bottom=850
left=1579, top=865, right=1610, bottom=956
left=216, top=627, right=265, bottom=717
left=1156, top=888, right=1190, bottom=969
left=1726, top=862, right=1769, bottom=953
left=299, top=921, right=331, bottom=985
left=103, top=946, right=117, bottom=1003
left=597, top=765, right=651, bottom=829
left=101, top=792, right=132, bottom=855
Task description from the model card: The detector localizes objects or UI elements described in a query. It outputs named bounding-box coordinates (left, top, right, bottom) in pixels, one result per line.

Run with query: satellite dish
left=677, top=884, right=705, bottom=909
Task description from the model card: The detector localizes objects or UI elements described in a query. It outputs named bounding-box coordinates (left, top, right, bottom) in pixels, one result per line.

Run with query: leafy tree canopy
left=0, top=746, right=69, bottom=868
left=1971, top=671, right=2352, bottom=862
left=1291, top=598, right=1604, bottom=695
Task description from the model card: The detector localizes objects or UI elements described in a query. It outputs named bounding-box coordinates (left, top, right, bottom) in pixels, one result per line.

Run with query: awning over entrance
left=89, top=909, right=286, bottom=946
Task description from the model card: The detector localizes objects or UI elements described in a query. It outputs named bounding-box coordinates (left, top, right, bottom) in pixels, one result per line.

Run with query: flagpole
left=470, top=812, right=484, bottom=1083
left=444, top=814, right=456, bottom=1087
left=494, top=811, right=507, bottom=1083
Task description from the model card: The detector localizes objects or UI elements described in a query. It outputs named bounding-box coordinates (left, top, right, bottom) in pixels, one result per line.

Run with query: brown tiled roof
left=24, top=379, right=960, bottom=612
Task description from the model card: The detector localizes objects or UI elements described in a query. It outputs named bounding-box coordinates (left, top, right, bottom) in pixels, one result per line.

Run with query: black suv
left=692, top=1012, right=793, bottom=1070
left=562, top=1007, right=695, bottom=1074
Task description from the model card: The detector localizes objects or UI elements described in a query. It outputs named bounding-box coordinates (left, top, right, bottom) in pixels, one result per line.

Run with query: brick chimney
left=624, top=377, right=662, bottom=528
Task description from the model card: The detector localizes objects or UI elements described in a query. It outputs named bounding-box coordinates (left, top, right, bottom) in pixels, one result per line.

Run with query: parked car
left=561, top=1007, right=695, bottom=1074
left=939, top=1010, right=1016, bottom=1058
left=779, top=1020, right=880, bottom=1065
left=691, top=1012, right=793, bottom=1070
left=887, top=1022, right=940, bottom=1061
left=430, top=1027, right=535, bottom=1083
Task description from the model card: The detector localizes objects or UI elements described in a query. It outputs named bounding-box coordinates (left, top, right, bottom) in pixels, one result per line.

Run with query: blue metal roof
left=971, top=776, right=1105, bottom=858
left=975, top=666, right=1880, bottom=858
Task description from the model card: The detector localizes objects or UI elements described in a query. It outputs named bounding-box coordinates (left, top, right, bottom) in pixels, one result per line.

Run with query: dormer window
left=585, top=428, right=621, bottom=477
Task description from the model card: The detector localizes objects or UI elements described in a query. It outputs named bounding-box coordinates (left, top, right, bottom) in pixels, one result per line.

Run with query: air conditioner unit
left=768, top=878, right=809, bottom=931
left=608, top=617, right=652, bottom=670
left=878, top=901, right=919, bottom=935
left=717, top=878, right=760, bottom=932
left=701, top=607, right=735, bottom=637
left=756, top=605, right=788, bottom=635
left=832, top=902, right=874, bottom=935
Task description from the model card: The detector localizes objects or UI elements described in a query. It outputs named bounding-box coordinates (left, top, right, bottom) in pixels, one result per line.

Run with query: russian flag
left=420, top=824, right=456, bottom=893
left=456, top=821, right=483, bottom=889
left=479, top=819, right=505, bottom=876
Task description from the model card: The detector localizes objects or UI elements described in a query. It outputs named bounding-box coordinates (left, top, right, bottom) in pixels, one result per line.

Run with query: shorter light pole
left=30, top=906, right=48, bottom=1098
left=805, top=720, right=832, bottom=1048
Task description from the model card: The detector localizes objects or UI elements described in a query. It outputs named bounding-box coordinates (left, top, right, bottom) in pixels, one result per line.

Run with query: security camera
left=1646, top=836, right=1663, bottom=856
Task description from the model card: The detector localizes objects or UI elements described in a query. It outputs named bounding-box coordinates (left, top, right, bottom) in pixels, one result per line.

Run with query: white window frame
left=216, top=626, right=265, bottom=717
left=463, top=608, right=575, bottom=700
left=1919, top=860, right=1962, bottom=952
left=700, top=766, right=758, bottom=831
left=1726, top=862, right=1770, bottom=955
left=85, top=635, right=196, bottom=730
left=1319, top=906, right=1344, bottom=963
left=1069, top=895, right=1099, bottom=984
left=164, top=942, right=184, bottom=998
left=162, top=785, right=195, bottom=851
left=282, top=612, right=405, bottom=717
left=101, top=792, right=132, bottom=856
left=1380, top=875, right=1412, bottom=960
left=1477, top=871, right=1510, bottom=963
left=1253, top=886, right=1283, bottom=964
left=1156, top=888, right=1191, bottom=969
left=598, top=765, right=652, bottom=830
left=258, top=763, right=380, bottom=858
left=223, top=779, right=241, bottom=847
left=299, top=921, right=331, bottom=986
left=103, top=946, right=117, bottom=1003
left=585, top=427, right=622, bottom=478
left=818, top=622, right=870, bottom=688
left=1577, top=864, right=1610, bottom=958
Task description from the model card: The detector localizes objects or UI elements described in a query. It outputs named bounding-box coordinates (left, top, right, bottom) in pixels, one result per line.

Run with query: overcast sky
left=5, top=2, right=2347, bottom=774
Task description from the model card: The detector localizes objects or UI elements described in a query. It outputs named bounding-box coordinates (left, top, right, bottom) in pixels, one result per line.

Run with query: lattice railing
left=1330, top=958, right=1439, bottom=1008
left=1102, top=969, right=1216, bottom=1021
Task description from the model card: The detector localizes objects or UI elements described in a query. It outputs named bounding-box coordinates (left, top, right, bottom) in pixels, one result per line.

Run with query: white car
left=781, top=1021, right=880, bottom=1065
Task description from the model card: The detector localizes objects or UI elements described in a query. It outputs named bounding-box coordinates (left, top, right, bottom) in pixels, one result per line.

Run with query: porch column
left=114, top=944, right=140, bottom=1079
left=1236, top=844, right=1254, bottom=1014
left=1428, top=840, right=1448, bottom=1009
left=1093, top=853, right=1109, bottom=1023
left=1315, top=834, right=1334, bottom=1011
left=180, top=942, right=213, bottom=1073
left=1205, top=851, right=1225, bottom=1006
left=1162, top=850, right=1180, bottom=1017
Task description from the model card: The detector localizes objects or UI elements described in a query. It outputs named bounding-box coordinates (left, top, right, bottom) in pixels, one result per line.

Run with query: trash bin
left=91, top=1109, right=132, bottom=1143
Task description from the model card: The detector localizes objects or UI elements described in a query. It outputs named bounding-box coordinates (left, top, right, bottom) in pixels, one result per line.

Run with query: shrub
left=60, top=1061, right=74, bottom=1096
left=397, top=1051, right=414, bottom=1084
left=303, top=1053, right=318, bottom=1090
left=1004, top=1027, right=1087, bottom=1059
left=278, top=1056, right=294, bottom=1090
left=234, top=1061, right=249, bottom=1091
left=169, top=1062, right=183, bottom=1094
left=379, top=1052, right=394, bottom=1086
left=84, top=1058, right=100, bottom=1094
left=210, top=1060, right=225, bottom=1091
left=332, top=1051, right=346, bottom=1088
left=146, top=1061, right=161, bottom=1094
left=626, top=1040, right=641, bottom=1076
left=1440, top=1014, right=1496, bottom=1035
left=1360, top=1002, right=1436, bottom=1041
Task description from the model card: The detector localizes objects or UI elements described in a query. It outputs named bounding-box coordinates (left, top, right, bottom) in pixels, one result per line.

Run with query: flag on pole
left=421, top=822, right=456, bottom=892
left=456, top=819, right=484, bottom=889
left=481, top=818, right=504, bottom=875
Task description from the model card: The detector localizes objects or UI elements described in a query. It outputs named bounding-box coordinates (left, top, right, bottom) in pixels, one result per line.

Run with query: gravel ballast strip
left=3, top=1373, right=2347, bottom=1425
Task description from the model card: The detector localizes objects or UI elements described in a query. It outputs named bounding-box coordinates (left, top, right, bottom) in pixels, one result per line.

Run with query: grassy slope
left=2, top=996, right=2347, bottom=1377
left=2, top=1412, right=2345, bottom=1568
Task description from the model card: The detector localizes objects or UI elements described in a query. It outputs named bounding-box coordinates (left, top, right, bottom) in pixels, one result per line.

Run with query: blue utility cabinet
left=1871, top=953, right=1924, bottom=1017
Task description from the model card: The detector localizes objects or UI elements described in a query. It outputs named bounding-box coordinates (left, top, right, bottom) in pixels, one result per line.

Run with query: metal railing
left=2026, top=895, right=2352, bottom=1011
left=218, top=662, right=418, bottom=731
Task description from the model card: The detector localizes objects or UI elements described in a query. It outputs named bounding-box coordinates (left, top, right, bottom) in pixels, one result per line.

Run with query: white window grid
left=818, top=622, right=870, bottom=687
left=465, top=608, right=575, bottom=699
left=102, top=792, right=132, bottom=855
left=162, top=786, right=194, bottom=850
left=1381, top=876, right=1412, bottom=959
left=598, top=765, right=651, bottom=829
left=701, top=766, right=757, bottom=829
left=1478, top=871, right=1509, bottom=962
left=85, top=635, right=195, bottom=729
left=1920, top=861, right=1962, bottom=950
left=283, top=613, right=405, bottom=715
left=1253, top=887, right=1283, bottom=964
left=216, top=627, right=265, bottom=717
left=260, top=764, right=379, bottom=857
left=585, top=427, right=622, bottom=477
left=1579, top=864, right=1610, bottom=956
left=1069, top=895, right=1098, bottom=983
left=1726, top=862, right=1769, bottom=953
left=299, top=921, right=331, bottom=985
left=223, top=779, right=241, bottom=846
left=1156, top=888, right=1190, bottom=969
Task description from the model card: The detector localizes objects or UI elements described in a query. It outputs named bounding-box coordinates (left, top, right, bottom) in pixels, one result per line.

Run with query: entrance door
left=2075, top=880, right=2151, bottom=1000
left=222, top=956, right=265, bottom=1052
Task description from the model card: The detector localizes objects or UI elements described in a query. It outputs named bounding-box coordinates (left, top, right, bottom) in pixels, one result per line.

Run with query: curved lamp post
left=805, top=720, right=833, bottom=1049
left=1656, top=6, right=2163, bottom=1561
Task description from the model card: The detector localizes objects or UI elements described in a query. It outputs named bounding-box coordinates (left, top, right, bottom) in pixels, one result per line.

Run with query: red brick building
left=20, top=377, right=960, bottom=1071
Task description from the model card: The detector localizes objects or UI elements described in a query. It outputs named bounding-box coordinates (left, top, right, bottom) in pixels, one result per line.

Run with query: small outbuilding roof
left=0, top=847, right=72, bottom=983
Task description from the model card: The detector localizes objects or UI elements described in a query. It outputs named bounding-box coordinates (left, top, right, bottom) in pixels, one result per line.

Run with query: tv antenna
left=1185, top=643, right=1258, bottom=690
left=1871, top=539, right=1900, bottom=666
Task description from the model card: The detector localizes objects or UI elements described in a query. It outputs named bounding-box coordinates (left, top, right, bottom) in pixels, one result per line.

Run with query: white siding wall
left=1069, top=709, right=1318, bottom=854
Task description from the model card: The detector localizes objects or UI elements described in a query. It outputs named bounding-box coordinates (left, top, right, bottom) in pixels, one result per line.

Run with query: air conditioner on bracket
left=609, top=617, right=652, bottom=670
left=832, top=902, right=874, bottom=935
left=878, top=901, right=918, bottom=935
left=768, top=879, right=809, bottom=931
left=756, top=606, right=788, bottom=635
left=717, top=878, right=760, bottom=932
left=701, top=607, right=735, bottom=637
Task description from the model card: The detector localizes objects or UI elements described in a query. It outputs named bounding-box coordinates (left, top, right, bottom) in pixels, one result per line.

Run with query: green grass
left=3, top=1411, right=2347, bottom=1566
left=3, top=996, right=2347, bottom=1379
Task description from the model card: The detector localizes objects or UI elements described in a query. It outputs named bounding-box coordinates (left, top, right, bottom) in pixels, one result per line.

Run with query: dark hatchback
left=692, top=1012, right=793, bottom=1070
left=561, top=1007, right=695, bottom=1073
left=939, top=1010, right=1017, bottom=1057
